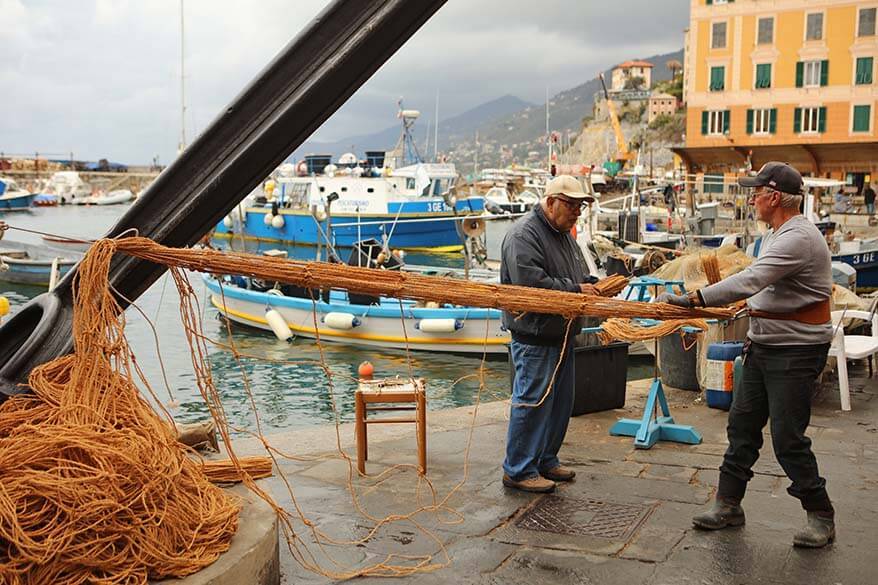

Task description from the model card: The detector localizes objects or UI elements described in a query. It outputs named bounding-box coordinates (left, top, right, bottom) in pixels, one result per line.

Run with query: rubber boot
left=692, top=497, right=745, bottom=530
left=793, top=511, right=835, bottom=548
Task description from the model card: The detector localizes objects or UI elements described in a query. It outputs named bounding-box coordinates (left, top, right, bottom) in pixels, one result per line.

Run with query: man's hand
left=655, top=292, right=690, bottom=307
left=579, top=283, right=599, bottom=295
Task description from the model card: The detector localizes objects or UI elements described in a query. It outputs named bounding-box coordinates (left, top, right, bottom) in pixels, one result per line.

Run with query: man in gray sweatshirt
left=658, top=162, right=835, bottom=548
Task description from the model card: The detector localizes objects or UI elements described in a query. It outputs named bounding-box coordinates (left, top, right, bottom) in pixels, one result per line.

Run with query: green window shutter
left=795, top=62, right=804, bottom=87
left=706, top=0, right=712, bottom=4
left=746, top=109, right=753, bottom=133
left=818, top=106, right=827, bottom=132
left=769, top=108, right=777, bottom=133
left=853, top=105, right=871, bottom=132
left=794, top=107, right=802, bottom=133
left=863, top=57, right=874, bottom=84
left=710, top=66, right=725, bottom=91
left=820, top=60, right=829, bottom=86
left=701, top=110, right=709, bottom=134
left=756, top=64, right=771, bottom=88
left=723, top=110, right=730, bottom=134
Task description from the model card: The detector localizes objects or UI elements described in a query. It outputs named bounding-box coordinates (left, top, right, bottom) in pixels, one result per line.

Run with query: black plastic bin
left=508, top=342, right=629, bottom=416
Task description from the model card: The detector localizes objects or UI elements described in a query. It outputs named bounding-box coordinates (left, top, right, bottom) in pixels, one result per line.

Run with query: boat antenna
left=395, top=99, right=423, bottom=166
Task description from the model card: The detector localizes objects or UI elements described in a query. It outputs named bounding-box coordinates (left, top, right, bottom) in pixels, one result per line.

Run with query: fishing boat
left=205, top=274, right=509, bottom=354
left=0, top=178, right=36, bottom=211
left=0, top=240, right=79, bottom=286
left=214, top=108, right=484, bottom=251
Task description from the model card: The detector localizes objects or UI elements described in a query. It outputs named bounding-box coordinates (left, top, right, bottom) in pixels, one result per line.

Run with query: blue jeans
left=503, top=340, right=575, bottom=480
left=867, top=202, right=875, bottom=215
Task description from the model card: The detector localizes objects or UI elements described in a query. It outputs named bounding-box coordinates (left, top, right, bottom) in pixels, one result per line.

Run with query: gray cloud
left=0, top=0, right=687, bottom=164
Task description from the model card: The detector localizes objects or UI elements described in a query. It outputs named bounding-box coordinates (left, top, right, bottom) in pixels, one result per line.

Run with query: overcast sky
left=1, top=0, right=688, bottom=165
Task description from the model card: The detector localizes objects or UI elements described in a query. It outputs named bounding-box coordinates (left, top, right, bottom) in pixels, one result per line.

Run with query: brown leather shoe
left=541, top=465, right=576, bottom=482
left=502, top=474, right=556, bottom=493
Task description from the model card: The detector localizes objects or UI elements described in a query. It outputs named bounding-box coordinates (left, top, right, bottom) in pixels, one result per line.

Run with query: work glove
left=655, top=292, right=690, bottom=307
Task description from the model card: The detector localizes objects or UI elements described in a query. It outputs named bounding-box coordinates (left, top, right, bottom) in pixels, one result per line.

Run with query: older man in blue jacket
left=500, top=175, right=597, bottom=493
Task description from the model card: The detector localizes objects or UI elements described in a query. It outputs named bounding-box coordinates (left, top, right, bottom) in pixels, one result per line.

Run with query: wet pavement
left=229, top=362, right=878, bottom=585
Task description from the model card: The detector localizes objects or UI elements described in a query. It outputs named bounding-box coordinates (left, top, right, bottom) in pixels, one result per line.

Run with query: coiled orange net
left=0, top=240, right=241, bottom=584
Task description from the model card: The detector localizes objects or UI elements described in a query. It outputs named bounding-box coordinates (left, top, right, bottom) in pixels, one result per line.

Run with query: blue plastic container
left=704, top=342, right=744, bottom=410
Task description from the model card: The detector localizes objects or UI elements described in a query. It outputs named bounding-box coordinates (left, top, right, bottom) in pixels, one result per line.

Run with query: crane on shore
left=598, top=72, right=636, bottom=176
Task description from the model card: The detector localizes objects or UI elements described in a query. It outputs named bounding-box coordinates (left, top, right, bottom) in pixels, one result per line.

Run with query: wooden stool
left=355, top=378, right=426, bottom=475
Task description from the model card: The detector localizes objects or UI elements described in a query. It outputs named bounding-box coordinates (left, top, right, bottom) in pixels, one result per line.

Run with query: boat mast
left=178, top=0, right=187, bottom=154
left=433, top=91, right=439, bottom=162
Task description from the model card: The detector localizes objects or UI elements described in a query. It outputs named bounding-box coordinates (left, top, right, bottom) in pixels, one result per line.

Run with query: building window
left=859, top=7, right=876, bottom=37
left=797, top=60, right=828, bottom=87
left=856, top=57, right=874, bottom=84
left=747, top=108, right=777, bottom=135
left=853, top=105, right=871, bottom=132
left=757, top=17, right=774, bottom=44
left=709, top=66, right=725, bottom=91
left=702, top=110, right=729, bottom=135
left=795, top=106, right=826, bottom=133
left=712, top=22, right=727, bottom=49
left=755, top=63, right=772, bottom=88
left=806, top=12, right=824, bottom=41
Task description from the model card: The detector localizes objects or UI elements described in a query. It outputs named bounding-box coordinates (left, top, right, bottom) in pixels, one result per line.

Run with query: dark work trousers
left=717, top=341, right=833, bottom=511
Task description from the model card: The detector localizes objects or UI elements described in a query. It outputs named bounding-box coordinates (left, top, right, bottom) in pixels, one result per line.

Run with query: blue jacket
left=500, top=205, right=591, bottom=345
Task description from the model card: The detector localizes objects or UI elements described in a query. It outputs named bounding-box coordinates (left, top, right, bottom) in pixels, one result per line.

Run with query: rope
left=598, top=317, right=710, bottom=344
left=702, top=252, right=722, bottom=285
left=110, top=237, right=735, bottom=321
left=0, top=241, right=241, bottom=584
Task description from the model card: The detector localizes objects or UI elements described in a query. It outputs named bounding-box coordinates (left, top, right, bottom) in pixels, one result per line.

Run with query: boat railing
left=330, top=211, right=529, bottom=229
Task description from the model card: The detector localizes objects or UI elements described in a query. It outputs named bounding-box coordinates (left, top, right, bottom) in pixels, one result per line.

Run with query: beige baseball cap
left=544, top=174, right=596, bottom=202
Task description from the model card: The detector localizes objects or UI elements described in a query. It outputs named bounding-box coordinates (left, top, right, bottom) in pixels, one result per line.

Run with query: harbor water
left=0, top=204, right=651, bottom=434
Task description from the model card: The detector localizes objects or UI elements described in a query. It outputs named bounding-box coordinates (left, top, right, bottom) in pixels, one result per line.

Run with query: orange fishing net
left=0, top=240, right=241, bottom=584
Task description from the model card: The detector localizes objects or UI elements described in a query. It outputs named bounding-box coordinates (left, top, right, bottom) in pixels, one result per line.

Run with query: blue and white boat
left=204, top=274, right=509, bottom=354
left=0, top=178, right=36, bottom=211
left=215, top=107, right=484, bottom=251
left=214, top=161, right=483, bottom=251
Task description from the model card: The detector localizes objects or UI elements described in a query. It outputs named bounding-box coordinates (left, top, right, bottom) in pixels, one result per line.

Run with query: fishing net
left=652, top=244, right=752, bottom=291
left=0, top=241, right=242, bottom=584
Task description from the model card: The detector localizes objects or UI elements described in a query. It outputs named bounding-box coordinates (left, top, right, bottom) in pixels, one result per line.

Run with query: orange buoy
left=358, top=361, right=374, bottom=379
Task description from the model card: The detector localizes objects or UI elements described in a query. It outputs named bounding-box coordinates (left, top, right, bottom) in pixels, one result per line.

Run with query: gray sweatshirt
left=700, top=215, right=833, bottom=345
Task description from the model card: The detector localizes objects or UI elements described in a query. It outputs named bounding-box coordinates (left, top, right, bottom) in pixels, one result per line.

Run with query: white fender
left=222, top=216, right=233, bottom=229
left=263, top=212, right=273, bottom=226
left=265, top=309, right=293, bottom=341
left=271, top=214, right=285, bottom=229
left=416, top=318, right=462, bottom=333
left=323, top=312, right=361, bottom=330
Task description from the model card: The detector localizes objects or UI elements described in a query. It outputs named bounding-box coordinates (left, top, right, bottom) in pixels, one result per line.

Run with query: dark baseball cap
left=738, top=162, right=804, bottom=195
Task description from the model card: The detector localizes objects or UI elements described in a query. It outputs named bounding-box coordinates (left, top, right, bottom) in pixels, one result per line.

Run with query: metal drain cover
left=516, top=496, right=653, bottom=539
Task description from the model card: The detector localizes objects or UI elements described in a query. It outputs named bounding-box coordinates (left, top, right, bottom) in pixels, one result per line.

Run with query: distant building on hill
left=648, top=93, right=679, bottom=123
left=676, top=0, right=878, bottom=193
left=612, top=60, right=654, bottom=90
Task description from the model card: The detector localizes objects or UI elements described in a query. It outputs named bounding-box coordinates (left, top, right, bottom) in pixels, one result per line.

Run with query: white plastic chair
left=828, top=309, right=878, bottom=411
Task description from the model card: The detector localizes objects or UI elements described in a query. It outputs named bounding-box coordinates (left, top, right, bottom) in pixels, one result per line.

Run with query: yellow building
left=676, top=0, right=878, bottom=190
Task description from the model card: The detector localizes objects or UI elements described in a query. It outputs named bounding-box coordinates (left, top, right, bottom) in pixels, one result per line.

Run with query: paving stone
left=486, top=548, right=656, bottom=585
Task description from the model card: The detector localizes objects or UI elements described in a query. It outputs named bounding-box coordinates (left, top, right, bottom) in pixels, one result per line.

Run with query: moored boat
left=205, top=274, right=509, bottom=354
left=0, top=178, right=36, bottom=211
left=0, top=240, right=79, bottom=286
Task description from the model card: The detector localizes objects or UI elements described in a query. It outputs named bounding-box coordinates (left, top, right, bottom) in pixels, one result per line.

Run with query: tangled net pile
left=0, top=241, right=241, bottom=584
